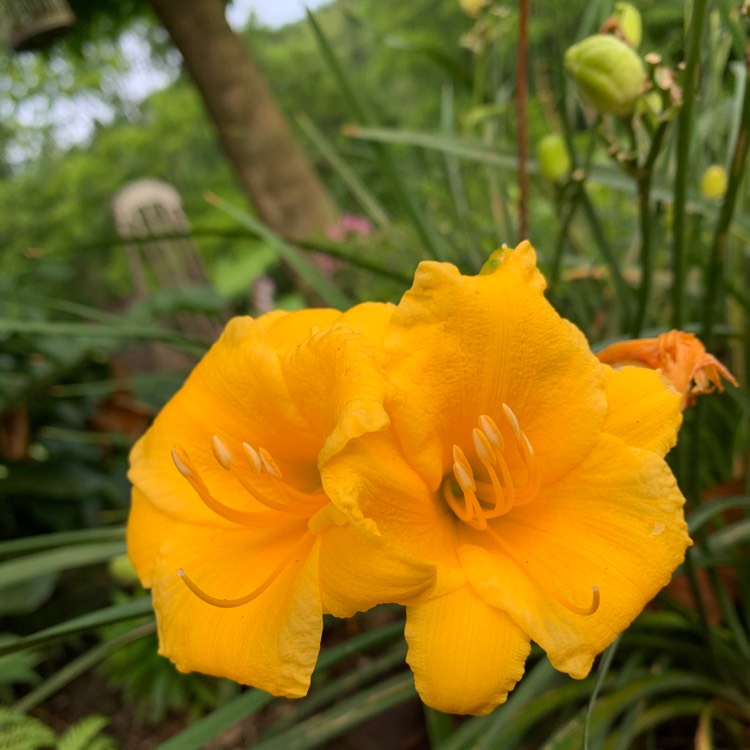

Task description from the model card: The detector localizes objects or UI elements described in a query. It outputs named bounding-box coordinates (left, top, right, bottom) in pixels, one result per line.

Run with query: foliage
left=1, top=0, right=749, bottom=747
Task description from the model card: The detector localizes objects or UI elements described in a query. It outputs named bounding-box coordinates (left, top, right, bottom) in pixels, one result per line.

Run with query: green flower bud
left=536, top=134, right=571, bottom=182
left=700, top=165, right=727, bottom=200
left=564, top=34, right=646, bottom=118
left=108, top=554, right=139, bottom=586
left=613, top=2, right=642, bottom=48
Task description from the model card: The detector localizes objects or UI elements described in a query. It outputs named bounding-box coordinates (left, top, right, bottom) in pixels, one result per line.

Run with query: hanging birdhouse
left=3, top=0, right=76, bottom=53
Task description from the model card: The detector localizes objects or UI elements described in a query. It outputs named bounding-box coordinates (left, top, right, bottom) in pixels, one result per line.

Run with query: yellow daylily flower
left=597, top=329, right=738, bottom=409
left=127, top=304, right=436, bottom=698
left=323, top=242, right=691, bottom=715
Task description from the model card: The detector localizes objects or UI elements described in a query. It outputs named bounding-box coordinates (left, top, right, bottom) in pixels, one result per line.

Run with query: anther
left=502, top=403, right=521, bottom=439
left=171, top=446, right=193, bottom=478
left=242, top=443, right=262, bottom=474
left=211, top=435, right=233, bottom=470
left=453, top=460, right=476, bottom=493
left=259, top=448, right=282, bottom=478
left=171, top=444, right=270, bottom=525
left=472, top=428, right=496, bottom=465
left=479, top=414, right=503, bottom=449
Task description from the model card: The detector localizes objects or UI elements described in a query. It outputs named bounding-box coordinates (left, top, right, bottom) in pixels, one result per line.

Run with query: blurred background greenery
left=1, top=0, right=748, bottom=747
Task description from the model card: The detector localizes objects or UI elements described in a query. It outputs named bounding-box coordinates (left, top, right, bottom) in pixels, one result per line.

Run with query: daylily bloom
left=597, top=330, right=738, bottom=409
left=127, top=305, right=435, bottom=698
left=322, top=242, right=691, bottom=715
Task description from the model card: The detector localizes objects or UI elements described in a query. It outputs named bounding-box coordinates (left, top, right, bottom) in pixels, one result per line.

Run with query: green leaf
left=156, top=619, right=405, bottom=750
left=252, top=672, right=416, bottom=750
left=0, top=528, right=125, bottom=559
left=57, top=715, right=115, bottom=750
left=0, top=708, right=56, bottom=750
left=0, top=597, right=153, bottom=657
left=14, top=622, right=155, bottom=713
left=0, top=541, right=126, bottom=589
left=203, top=192, right=352, bottom=309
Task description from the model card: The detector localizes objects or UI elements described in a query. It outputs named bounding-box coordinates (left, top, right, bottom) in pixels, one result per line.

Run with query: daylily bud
left=613, top=2, right=642, bottom=48
left=459, top=0, right=487, bottom=17
left=108, top=554, right=139, bottom=586
left=536, top=134, right=571, bottom=182
left=700, top=164, right=727, bottom=200
left=564, top=34, right=646, bottom=117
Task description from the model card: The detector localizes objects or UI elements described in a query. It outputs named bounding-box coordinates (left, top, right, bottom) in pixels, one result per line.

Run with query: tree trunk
left=147, top=0, right=338, bottom=239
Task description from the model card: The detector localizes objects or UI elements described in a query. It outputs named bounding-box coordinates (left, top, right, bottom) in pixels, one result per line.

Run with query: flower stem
left=671, top=0, right=709, bottom=329
left=632, top=120, right=669, bottom=337
left=701, top=59, right=750, bottom=349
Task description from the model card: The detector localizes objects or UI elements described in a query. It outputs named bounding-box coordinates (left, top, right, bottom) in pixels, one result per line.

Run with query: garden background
left=1, top=0, right=749, bottom=747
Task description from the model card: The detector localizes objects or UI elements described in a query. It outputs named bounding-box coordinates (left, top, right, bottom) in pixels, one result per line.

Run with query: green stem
left=701, top=59, right=750, bottom=349
left=632, top=121, right=669, bottom=337
left=580, top=188, right=633, bottom=323
left=672, top=0, right=709, bottom=329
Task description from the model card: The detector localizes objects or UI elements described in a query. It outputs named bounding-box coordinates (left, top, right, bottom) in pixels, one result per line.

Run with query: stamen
left=259, top=448, right=282, bottom=478
left=472, top=428, right=496, bottom=465
left=453, top=461, right=476, bottom=493
left=487, top=527, right=600, bottom=616
left=242, top=442, right=262, bottom=474
left=177, top=536, right=310, bottom=608
left=502, top=403, right=521, bottom=439
left=171, top=445, right=270, bottom=525
left=211, top=435, right=233, bottom=470
left=479, top=414, right=504, bottom=449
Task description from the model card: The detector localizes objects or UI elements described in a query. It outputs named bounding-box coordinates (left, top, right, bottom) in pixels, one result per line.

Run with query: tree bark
left=147, top=0, right=338, bottom=238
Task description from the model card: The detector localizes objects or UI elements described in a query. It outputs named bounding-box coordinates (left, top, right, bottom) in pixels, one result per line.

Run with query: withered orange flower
left=597, top=330, right=738, bottom=409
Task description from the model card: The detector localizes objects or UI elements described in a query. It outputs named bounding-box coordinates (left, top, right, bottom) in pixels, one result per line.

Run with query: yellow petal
left=277, top=325, right=391, bottom=466
left=130, top=311, right=393, bottom=527
left=149, top=519, right=321, bottom=697
left=335, top=301, right=395, bottom=345
left=322, top=429, right=466, bottom=595
left=601, top=364, right=682, bottom=455
left=460, top=433, right=689, bottom=679
left=312, top=504, right=437, bottom=617
left=126, top=488, right=173, bottom=588
left=385, top=242, right=606, bottom=489
left=405, top=585, right=530, bottom=715
left=129, top=316, right=322, bottom=525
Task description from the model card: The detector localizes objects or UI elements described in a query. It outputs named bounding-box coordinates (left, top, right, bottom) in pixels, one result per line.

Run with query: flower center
left=441, top=404, right=541, bottom=531
left=170, top=436, right=324, bottom=608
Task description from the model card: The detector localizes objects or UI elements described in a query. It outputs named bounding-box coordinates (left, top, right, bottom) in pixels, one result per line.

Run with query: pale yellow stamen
left=171, top=445, right=270, bottom=525
left=259, top=447, right=282, bottom=478
left=502, top=403, right=520, bottom=439
left=177, top=535, right=310, bottom=609
left=211, top=435, right=233, bottom=470
left=472, top=428, right=496, bottom=465
left=487, top=526, right=600, bottom=617
left=479, top=414, right=504, bottom=449
left=242, top=442, right=262, bottom=474
left=442, top=409, right=541, bottom=528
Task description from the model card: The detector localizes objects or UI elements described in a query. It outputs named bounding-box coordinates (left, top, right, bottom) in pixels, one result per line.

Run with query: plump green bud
left=613, top=2, right=642, bottom=48
left=564, top=34, right=646, bottom=117
left=700, top=165, right=727, bottom=200
left=536, top=134, right=571, bottom=181
left=108, top=554, right=139, bottom=586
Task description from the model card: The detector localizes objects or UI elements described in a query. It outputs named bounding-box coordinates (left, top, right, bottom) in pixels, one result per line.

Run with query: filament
left=171, top=445, right=271, bottom=525
left=178, top=535, right=310, bottom=609
left=486, top=526, right=600, bottom=616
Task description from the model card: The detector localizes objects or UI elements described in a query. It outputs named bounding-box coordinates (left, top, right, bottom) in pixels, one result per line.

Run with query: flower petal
left=460, top=433, right=689, bottom=679
left=149, top=518, right=321, bottom=697
left=322, top=429, right=466, bottom=594
left=405, top=585, right=530, bottom=715
left=601, top=364, right=682, bottom=454
left=312, top=504, right=437, bottom=617
left=385, top=242, right=606, bottom=488
left=126, top=488, right=173, bottom=588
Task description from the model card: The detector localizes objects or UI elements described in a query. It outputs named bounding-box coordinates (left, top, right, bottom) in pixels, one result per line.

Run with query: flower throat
left=441, top=404, right=540, bottom=530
